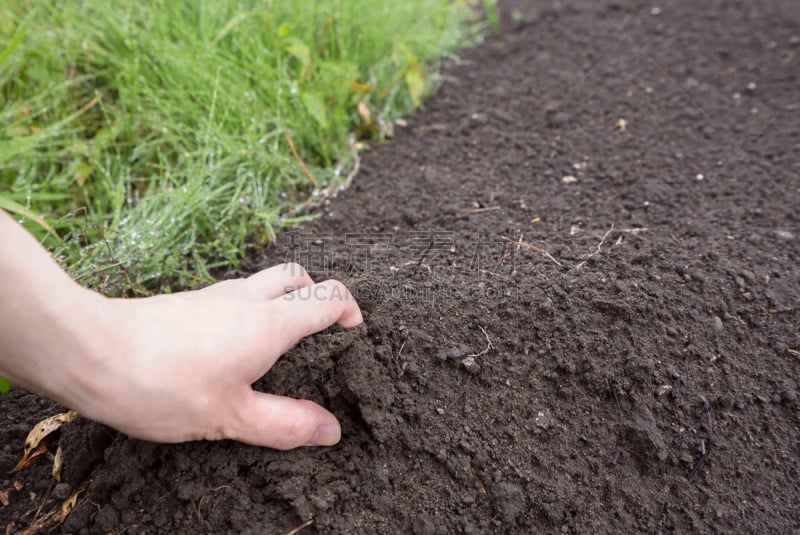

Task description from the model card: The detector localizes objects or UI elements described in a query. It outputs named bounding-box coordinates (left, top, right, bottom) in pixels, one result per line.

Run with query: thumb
left=229, top=391, right=341, bottom=449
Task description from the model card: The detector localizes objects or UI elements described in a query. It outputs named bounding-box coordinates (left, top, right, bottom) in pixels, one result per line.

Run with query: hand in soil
left=92, top=265, right=363, bottom=448
left=1, top=211, right=362, bottom=449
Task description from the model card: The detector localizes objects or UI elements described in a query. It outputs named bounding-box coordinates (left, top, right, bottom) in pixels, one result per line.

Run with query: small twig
left=575, top=223, right=615, bottom=270
left=465, top=206, right=501, bottom=213
left=342, top=149, right=360, bottom=190
left=397, top=338, right=407, bottom=359
left=285, top=134, right=319, bottom=187
left=479, top=269, right=512, bottom=282
left=590, top=223, right=615, bottom=257
left=74, top=262, right=123, bottom=282
left=416, top=238, right=434, bottom=267
left=688, top=396, right=716, bottom=481
left=286, top=518, right=315, bottom=535
left=468, top=326, right=493, bottom=358
left=30, top=484, right=53, bottom=527
left=500, top=236, right=562, bottom=267
left=78, top=94, right=101, bottom=114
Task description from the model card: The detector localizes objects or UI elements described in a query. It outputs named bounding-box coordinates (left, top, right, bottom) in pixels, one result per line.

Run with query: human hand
left=0, top=211, right=359, bottom=449
left=79, top=264, right=363, bottom=449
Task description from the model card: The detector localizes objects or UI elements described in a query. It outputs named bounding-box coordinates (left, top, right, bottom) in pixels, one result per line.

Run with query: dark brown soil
left=3, top=0, right=799, bottom=533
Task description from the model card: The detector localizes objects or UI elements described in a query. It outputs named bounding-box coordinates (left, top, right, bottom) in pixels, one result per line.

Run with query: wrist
left=6, top=280, right=118, bottom=416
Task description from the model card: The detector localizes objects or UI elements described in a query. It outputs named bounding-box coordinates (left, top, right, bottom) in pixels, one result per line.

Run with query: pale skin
left=0, top=209, right=363, bottom=449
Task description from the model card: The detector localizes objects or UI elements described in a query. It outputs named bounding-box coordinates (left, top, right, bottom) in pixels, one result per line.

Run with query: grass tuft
left=0, top=0, right=482, bottom=293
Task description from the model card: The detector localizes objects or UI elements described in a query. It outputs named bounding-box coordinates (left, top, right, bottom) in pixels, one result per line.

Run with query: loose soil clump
left=2, top=0, right=799, bottom=533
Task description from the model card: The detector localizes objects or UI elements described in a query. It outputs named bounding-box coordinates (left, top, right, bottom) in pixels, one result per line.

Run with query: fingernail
left=308, top=424, right=341, bottom=446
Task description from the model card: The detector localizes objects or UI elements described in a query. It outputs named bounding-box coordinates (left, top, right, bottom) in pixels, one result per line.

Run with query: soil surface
left=2, top=0, right=799, bottom=533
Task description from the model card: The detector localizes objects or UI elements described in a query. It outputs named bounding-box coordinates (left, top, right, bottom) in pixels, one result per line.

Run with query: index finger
left=267, top=279, right=363, bottom=355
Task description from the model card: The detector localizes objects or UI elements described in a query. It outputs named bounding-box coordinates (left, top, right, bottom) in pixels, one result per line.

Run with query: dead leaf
left=24, top=411, right=78, bottom=454
left=349, top=80, right=374, bottom=93
left=59, top=486, right=86, bottom=524
left=52, top=446, right=64, bottom=482
left=357, top=100, right=373, bottom=125
left=405, top=65, right=426, bottom=108
left=5, top=522, right=15, bottom=535
left=9, top=443, right=48, bottom=473
left=0, top=482, right=23, bottom=507
left=12, top=411, right=78, bottom=474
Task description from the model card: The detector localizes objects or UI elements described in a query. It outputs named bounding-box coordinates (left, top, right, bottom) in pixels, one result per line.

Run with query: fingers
left=229, top=391, right=341, bottom=449
left=267, top=279, right=363, bottom=355
left=202, top=263, right=315, bottom=298
left=244, top=263, right=315, bottom=300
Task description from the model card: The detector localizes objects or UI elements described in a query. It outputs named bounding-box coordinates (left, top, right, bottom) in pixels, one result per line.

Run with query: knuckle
left=283, top=262, right=308, bottom=279
left=282, top=262, right=313, bottom=291
left=325, top=279, right=350, bottom=301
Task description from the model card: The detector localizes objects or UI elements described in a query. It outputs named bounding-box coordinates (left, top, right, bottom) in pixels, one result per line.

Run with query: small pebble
left=404, top=361, right=420, bottom=377
left=446, top=345, right=469, bottom=360
left=461, top=356, right=481, bottom=374
left=534, top=410, right=553, bottom=430
left=666, top=326, right=679, bottom=337
left=546, top=111, right=570, bottom=127
left=711, top=316, right=724, bottom=333
left=781, top=389, right=797, bottom=404
left=52, top=482, right=71, bottom=500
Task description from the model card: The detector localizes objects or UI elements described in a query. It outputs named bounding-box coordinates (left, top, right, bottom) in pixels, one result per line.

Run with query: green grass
left=0, top=0, right=481, bottom=294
